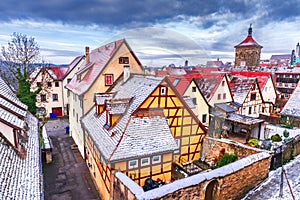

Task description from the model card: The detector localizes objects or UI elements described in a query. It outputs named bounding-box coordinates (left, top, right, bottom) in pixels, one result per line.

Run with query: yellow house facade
left=81, top=74, right=207, bottom=200
left=66, top=39, right=143, bottom=157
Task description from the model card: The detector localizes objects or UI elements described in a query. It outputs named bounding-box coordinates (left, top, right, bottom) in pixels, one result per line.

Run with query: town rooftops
left=281, top=82, right=300, bottom=118
left=230, top=71, right=270, bottom=90
left=193, top=74, right=226, bottom=101
left=168, top=73, right=202, bottom=95
left=229, top=76, right=257, bottom=105
left=29, top=66, right=68, bottom=81
left=235, top=25, right=262, bottom=48
left=82, top=74, right=178, bottom=162
left=66, top=39, right=132, bottom=96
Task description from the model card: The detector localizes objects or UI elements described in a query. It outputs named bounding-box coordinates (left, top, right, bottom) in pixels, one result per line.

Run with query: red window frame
left=105, top=74, right=114, bottom=86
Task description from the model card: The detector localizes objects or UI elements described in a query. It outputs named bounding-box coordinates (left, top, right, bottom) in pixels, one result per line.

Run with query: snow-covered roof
left=94, top=93, right=114, bottom=105
left=0, top=96, right=27, bottom=118
left=0, top=107, right=24, bottom=129
left=229, top=76, right=256, bottom=105
left=281, top=81, right=300, bottom=117
left=0, top=113, right=41, bottom=200
left=183, top=96, right=196, bottom=109
left=0, top=78, right=27, bottom=110
left=81, top=75, right=178, bottom=162
left=194, top=74, right=224, bottom=101
left=227, top=113, right=264, bottom=125
left=65, top=39, right=125, bottom=96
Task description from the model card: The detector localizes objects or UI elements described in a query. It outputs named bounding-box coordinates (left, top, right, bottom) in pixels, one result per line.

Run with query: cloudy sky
left=0, top=0, right=300, bottom=66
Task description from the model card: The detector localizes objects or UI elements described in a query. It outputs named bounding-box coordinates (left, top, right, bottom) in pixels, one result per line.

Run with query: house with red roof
left=30, top=66, right=68, bottom=117
left=65, top=39, right=144, bottom=157
left=193, top=73, right=233, bottom=107
left=234, top=25, right=262, bottom=67
left=168, top=73, right=233, bottom=127
left=229, top=76, right=264, bottom=118
left=230, top=71, right=276, bottom=115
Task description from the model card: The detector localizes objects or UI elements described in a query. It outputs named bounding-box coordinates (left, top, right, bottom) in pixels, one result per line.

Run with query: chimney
left=123, top=65, right=130, bottom=82
left=85, top=46, right=90, bottom=64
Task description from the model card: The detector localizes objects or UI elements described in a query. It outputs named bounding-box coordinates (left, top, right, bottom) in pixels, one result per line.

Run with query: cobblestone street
left=43, top=118, right=100, bottom=200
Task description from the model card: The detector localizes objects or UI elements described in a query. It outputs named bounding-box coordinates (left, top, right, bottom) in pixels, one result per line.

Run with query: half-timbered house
left=81, top=74, right=207, bottom=200
left=229, top=76, right=264, bottom=118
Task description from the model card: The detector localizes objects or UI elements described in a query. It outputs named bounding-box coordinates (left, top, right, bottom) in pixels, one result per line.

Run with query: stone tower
left=234, top=25, right=263, bottom=67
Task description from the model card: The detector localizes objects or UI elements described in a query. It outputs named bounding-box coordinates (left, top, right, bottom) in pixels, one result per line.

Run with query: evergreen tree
left=16, top=70, right=41, bottom=115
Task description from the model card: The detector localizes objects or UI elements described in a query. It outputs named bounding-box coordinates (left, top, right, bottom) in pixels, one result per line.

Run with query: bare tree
left=1, top=32, right=41, bottom=89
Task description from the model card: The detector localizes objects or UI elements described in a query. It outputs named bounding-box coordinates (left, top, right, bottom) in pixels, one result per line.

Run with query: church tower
left=234, top=25, right=263, bottom=67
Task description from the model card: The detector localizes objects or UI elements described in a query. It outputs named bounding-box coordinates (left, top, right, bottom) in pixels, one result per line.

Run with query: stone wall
left=202, top=137, right=263, bottom=163
left=113, top=152, right=272, bottom=200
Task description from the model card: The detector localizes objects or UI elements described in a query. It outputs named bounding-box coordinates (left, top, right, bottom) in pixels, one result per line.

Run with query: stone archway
left=204, top=180, right=219, bottom=200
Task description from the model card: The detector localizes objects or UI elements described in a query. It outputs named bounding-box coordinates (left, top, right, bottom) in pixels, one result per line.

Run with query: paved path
left=43, top=118, right=101, bottom=200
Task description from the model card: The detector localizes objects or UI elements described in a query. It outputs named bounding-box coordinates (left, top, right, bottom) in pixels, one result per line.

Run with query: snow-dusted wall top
left=115, top=151, right=271, bottom=200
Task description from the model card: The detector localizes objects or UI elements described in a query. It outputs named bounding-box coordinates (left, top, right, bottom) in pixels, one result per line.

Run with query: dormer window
left=119, top=57, right=129, bottom=64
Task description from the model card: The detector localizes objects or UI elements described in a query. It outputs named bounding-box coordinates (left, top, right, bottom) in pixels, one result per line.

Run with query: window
left=192, top=98, right=197, bottom=105
left=55, top=81, right=59, bottom=87
left=160, top=87, right=166, bottom=96
left=53, top=94, right=58, bottom=101
left=73, top=109, right=75, bottom=117
left=285, top=94, right=289, bottom=98
left=128, top=160, right=138, bottom=169
left=67, top=78, right=72, bottom=83
left=285, top=83, right=288, bottom=87
left=41, top=94, right=46, bottom=102
left=80, top=99, right=83, bottom=108
left=192, top=86, right=196, bottom=92
left=249, top=107, right=252, bottom=114
left=47, top=82, right=52, bottom=87
left=119, top=57, right=129, bottom=64
left=152, top=155, right=161, bottom=164
left=217, top=94, right=221, bottom=100
left=250, top=93, right=256, bottom=101
left=37, top=82, right=42, bottom=87
left=174, top=139, right=180, bottom=154
left=253, top=105, right=256, bottom=114
left=202, top=114, right=207, bottom=123
left=105, top=74, right=114, bottom=86
left=223, top=93, right=226, bottom=99
left=279, top=74, right=284, bottom=78
left=76, top=113, right=78, bottom=122
left=173, top=78, right=180, bottom=87
left=292, top=83, right=295, bottom=88
left=141, top=157, right=150, bottom=166
left=222, top=80, right=225, bottom=86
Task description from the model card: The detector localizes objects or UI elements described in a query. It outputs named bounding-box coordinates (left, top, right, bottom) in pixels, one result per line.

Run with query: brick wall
left=202, top=137, right=263, bottom=163
left=113, top=151, right=271, bottom=200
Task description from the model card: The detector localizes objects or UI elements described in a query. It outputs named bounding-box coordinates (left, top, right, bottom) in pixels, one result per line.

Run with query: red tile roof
left=230, top=71, right=270, bottom=89
left=194, top=74, right=225, bottom=101
left=235, top=35, right=262, bottom=47
left=47, top=66, right=68, bottom=80
left=167, top=73, right=202, bottom=95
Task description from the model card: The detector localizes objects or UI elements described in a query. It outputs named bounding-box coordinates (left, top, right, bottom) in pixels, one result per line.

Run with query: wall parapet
left=114, top=151, right=271, bottom=200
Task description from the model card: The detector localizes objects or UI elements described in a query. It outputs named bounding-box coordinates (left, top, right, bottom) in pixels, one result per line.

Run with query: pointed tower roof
left=235, top=24, right=262, bottom=48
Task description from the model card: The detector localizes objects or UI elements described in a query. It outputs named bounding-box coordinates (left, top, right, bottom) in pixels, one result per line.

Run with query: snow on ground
left=266, top=124, right=300, bottom=139
left=243, top=154, right=300, bottom=200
